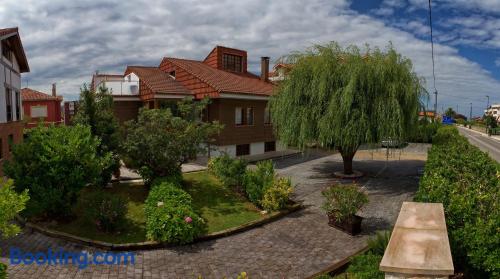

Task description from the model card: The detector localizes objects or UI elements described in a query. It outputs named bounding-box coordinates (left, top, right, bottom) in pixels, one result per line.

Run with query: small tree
left=270, top=42, right=424, bottom=174
left=4, top=125, right=109, bottom=218
left=122, top=99, right=222, bottom=183
left=445, top=107, right=456, bottom=118
left=73, top=84, right=121, bottom=185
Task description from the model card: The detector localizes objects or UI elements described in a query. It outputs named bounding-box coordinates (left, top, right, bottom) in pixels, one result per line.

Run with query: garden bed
left=22, top=171, right=301, bottom=249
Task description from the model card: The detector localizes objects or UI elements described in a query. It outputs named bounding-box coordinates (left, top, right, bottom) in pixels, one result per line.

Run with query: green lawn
left=183, top=171, right=263, bottom=233
left=47, top=171, right=263, bottom=243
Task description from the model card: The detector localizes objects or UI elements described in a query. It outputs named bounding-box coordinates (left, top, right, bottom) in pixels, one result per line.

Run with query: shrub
left=345, top=254, right=384, bottom=279
left=0, top=179, right=29, bottom=239
left=122, top=102, right=222, bottom=184
left=145, top=182, right=192, bottom=217
left=261, top=177, right=293, bottom=211
left=79, top=191, right=127, bottom=232
left=408, top=120, right=440, bottom=143
left=4, top=125, right=108, bottom=218
left=208, top=153, right=247, bottom=188
left=321, top=184, right=368, bottom=223
left=243, top=160, right=275, bottom=205
left=415, top=126, right=500, bottom=277
left=0, top=262, right=5, bottom=279
left=151, top=174, right=184, bottom=188
left=145, top=182, right=204, bottom=244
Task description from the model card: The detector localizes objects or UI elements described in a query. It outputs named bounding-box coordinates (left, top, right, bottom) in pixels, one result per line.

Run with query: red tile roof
left=21, top=88, right=62, bottom=101
left=126, top=66, right=191, bottom=95
left=162, top=58, right=274, bottom=96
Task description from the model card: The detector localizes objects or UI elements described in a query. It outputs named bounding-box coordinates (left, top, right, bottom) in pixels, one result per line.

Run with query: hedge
left=415, top=126, right=500, bottom=278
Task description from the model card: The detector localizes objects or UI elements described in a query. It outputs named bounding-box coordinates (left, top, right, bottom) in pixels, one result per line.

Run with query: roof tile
left=21, top=88, right=62, bottom=101
left=127, top=66, right=191, bottom=95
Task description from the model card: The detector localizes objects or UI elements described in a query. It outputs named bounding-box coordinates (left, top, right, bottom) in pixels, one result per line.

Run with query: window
left=5, top=87, right=12, bottom=121
left=15, top=91, right=20, bottom=120
left=8, top=134, right=13, bottom=152
left=236, top=144, right=250, bottom=156
left=265, top=141, right=276, bottom=152
left=169, top=71, right=176, bottom=78
left=246, top=108, right=254, bottom=125
left=223, top=54, right=242, bottom=72
left=2, top=41, right=12, bottom=62
left=264, top=107, right=271, bottom=124
left=31, top=105, right=48, bottom=118
left=235, top=107, right=243, bottom=125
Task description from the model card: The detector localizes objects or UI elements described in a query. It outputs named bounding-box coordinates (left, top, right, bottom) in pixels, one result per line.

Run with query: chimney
left=52, top=83, right=56, bottom=97
left=261, top=56, right=270, bottom=82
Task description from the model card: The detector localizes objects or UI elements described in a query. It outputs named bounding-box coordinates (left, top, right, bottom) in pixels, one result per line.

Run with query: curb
left=305, top=245, right=370, bottom=279
left=16, top=202, right=303, bottom=251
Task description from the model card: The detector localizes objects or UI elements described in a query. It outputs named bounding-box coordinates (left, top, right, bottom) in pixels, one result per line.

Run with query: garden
left=1, top=86, right=294, bottom=250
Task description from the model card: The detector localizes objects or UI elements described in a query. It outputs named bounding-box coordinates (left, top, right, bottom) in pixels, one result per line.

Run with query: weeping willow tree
left=269, top=42, right=425, bottom=175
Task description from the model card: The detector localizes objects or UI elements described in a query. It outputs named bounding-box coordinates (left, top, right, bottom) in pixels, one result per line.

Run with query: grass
left=183, top=171, right=263, bottom=234
left=46, top=171, right=263, bottom=243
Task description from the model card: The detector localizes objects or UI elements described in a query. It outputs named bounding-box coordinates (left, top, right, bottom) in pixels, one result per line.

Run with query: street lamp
left=486, top=95, right=490, bottom=111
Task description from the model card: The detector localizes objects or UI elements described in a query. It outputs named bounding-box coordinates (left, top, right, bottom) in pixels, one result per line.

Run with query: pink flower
left=184, top=216, right=193, bottom=223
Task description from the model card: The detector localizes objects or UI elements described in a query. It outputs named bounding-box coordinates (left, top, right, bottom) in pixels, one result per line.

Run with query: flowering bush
left=79, top=191, right=127, bottom=232
left=261, top=177, right=293, bottom=211
left=145, top=181, right=204, bottom=243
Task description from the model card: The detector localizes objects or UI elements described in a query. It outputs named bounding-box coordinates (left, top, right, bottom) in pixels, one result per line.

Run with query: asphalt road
left=458, top=126, right=500, bottom=162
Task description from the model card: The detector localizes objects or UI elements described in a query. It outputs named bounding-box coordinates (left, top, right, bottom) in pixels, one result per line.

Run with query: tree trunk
left=338, top=147, right=357, bottom=175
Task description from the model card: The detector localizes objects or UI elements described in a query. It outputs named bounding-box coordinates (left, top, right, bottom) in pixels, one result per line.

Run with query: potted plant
left=321, top=184, right=368, bottom=235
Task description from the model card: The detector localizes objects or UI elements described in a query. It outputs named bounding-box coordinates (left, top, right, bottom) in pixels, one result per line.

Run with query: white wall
left=95, top=73, right=139, bottom=95
left=0, top=42, right=22, bottom=124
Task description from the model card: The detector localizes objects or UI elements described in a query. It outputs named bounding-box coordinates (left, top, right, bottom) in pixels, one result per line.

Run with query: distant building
left=484, top=104, right=500, bottom=122
left=22, top=85, right=63, bottom=128
left=418, top=111, right=437, bottom=121
left=64, top=101, right=79, bottom=125
left=0, top=27, right=29, bottom=175
left=269, top=63, right=292, bottom=83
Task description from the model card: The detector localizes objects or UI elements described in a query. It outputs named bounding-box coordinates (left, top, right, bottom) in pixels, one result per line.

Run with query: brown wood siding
left=209, top=99, right=275, bottom=146
left=159, top=60, right=219, bottom=99
left=113, top=101, right=142, bottom=124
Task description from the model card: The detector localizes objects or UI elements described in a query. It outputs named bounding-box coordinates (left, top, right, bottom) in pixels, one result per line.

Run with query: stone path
left=0, top=148, right=426, bottom=279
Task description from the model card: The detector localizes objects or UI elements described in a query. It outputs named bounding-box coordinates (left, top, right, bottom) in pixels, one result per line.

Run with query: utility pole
left=469, top=103, right=472, bottom=121
left=434, top=91, right=438, bottom=118
left=456, top=105, right=459, bottom=114
left=486, top=95, right=490, bottom=116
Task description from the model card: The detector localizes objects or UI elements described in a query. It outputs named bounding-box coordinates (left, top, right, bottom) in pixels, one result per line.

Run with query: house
left=21, top=84, right=63, bottom=128
left=269, top=63, right=293, bottom=83
left=0, top=27, right=29, bottom=175
left=64, top=100, right=79, bottom=125
left=93, top=45, right=282, bottom=157
left=484, top=104, right=500, bottom=122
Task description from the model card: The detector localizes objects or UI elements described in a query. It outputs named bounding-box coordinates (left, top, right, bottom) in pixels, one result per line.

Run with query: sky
left=1, top=0, right=499, bottom=117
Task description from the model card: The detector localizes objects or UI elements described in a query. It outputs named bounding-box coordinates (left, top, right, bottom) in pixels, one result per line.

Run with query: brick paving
left=0, top=147, right=425, bottom=279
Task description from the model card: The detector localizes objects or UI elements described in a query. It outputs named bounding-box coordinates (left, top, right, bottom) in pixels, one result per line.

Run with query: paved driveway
left=1, top=147, right=426, bottom=279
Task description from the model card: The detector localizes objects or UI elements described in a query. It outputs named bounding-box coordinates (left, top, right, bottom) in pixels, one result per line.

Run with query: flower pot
left=327, top=214, right=363, bottom=236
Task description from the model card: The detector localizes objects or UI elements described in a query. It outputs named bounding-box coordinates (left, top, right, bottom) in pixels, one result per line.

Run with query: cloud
left=0, top=0, right=498, bottom=116
left=496, top=58, right=500, bottom=67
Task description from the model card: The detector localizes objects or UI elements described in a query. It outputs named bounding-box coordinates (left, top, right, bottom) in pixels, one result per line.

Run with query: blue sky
left=1, top=0, right=499, bottom=116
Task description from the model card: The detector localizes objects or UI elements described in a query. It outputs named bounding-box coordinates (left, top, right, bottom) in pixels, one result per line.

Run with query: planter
left=327, top=214, right=362, bottom=235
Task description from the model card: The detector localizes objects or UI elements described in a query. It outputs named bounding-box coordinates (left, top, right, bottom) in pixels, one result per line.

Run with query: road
left=458, top=126, right=500, bottom=162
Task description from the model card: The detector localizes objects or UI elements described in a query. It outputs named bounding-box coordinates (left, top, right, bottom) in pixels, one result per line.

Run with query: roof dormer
left=203, top=46, right=247, bottom=74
